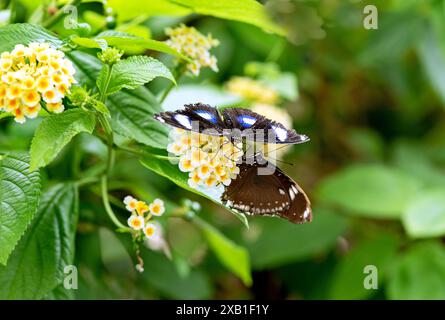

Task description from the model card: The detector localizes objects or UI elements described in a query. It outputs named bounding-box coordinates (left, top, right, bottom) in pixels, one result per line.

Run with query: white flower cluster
left=165, top=24, right=219, bottom=76
left=167, top=129, right=243, bottom=192
left=0, top=42, right=76, bottom=123
left=124, top=196, right=165, bottom=239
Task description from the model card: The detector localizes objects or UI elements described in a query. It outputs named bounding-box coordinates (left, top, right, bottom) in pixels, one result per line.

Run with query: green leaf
left=97, top=56, right=175, bottom=96
left=107, top=0, right=192, bottom=20
left=30, top=109, right=96, bottom=171
left=402, top=189, right=445, bottom=238
left=316, top=164, right=422, bottom=219
left=70, top=36, right=108, bottom=50
left=0, top=184, right=79, bottom=299
left=139, top=250, right=212, bottom=299
left=417, top=28, right=445, bottom=108
left=140, top=155, right=249, bottom=227
left=169, top=0, right=286, bottom=35
left=96, top=32, right=187, bottom=59
left=0, top=23, right=62, bottom=52
left=107, top=87, right=169, bottom=149
left=67, top=51, right=168, bottom=149
left=245, top=209, right=349, bottom=269
left=329, top=234, right=399, bottom=300
left=387, top=242, right=445, bottom=299
left=66, top=51, right=102, bottom=88
left=45, top=284, right=75, bottom=300
left=0, top=153, right=41, bottom=265
left=195, top=217, right=251, bottom=285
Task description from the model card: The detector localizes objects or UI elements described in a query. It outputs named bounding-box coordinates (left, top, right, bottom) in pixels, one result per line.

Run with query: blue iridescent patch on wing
left=194, top=110, right=218, bottom=124
left=237, top=115, right=257, bottom=128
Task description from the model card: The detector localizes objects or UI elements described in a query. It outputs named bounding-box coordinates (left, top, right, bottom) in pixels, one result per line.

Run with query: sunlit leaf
left=402, top=189, right=445, bottom=238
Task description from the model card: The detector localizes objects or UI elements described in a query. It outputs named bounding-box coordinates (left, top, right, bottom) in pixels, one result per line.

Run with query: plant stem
left=96, top=62, right=128, bottom=231
left=43, top=0, right=81, bottom=29
left=101, top=175, right=127, bottom=230
left=159, top=64, right=184, bottom=104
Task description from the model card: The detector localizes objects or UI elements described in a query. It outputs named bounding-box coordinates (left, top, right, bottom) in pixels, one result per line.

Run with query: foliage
left=0, top=0, right=445, bottom=300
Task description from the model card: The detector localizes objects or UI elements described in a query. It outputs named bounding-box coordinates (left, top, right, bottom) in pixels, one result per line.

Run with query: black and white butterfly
left=154, top=103, right=312, bottom=224
left=154, top=103, right=309, bottom=144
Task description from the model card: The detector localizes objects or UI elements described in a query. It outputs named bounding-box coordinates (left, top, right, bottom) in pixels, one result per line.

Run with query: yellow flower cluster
left=167, top=129, right=242, bottom=191
left=0, top=42, right=76, bottom=123
left=226, top=76, right=280, bottom=105
left=165, top=24, right=219, bottom=76
left=124, top=196, right=165, bottom=238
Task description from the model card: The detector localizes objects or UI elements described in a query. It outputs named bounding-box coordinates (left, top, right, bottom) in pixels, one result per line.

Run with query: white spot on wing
left=174, top=114, right=192, bottom=129
left=195, top=111, right=213, bottom=120
left=272, top=125, right=288, bottom=141
left=242, top=116, right=256, bottom=125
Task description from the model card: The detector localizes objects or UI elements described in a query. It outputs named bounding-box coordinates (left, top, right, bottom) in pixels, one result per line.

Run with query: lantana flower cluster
left=165, top=24, right=219, bottom=76
left=0, top=42, right=76, bottom=123
left=226, top=76, right=280, bottom=105
left=124, top=196, right=165, bottom=239
left=167, top=129, right=243, bottom=192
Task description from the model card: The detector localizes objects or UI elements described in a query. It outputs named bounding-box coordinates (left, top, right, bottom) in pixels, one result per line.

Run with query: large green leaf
left=329, top=234, right=399, bottom=300
left=96, top=32, right=187, bottom=59
left=0, top=184, right=79, bottom=299
left=316, top=164, right=422, bottom=219
left=169, top=0, right=285, bottom=35
left=195, top=217, right=251, bottom=285
left=0, top=153, right=41, bottom=265
left=387, top=242, right=445, bottom=299
left=140, top=155, right=249, bottom=227
left=107, top=87, right=169, bottom=149
left=30, top=109, right=96, bottom=171
left=0, top=23, right=62, bottom=52
left=107, top=0, right=192, bottom=20
left=402, top=189, right=445, bottom=238
left=244, top=209, right=349, bottom=269
left=97, top=56, right=175, bottom=96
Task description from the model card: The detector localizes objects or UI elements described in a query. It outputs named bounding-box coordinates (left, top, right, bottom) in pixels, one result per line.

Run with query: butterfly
left=154, top=103, right=312, bottom=224
left=154, top=103, right=309, bottom=144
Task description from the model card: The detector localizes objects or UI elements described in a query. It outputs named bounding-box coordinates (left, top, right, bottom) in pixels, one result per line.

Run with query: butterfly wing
left=222, top=161, right=312, bottom=224
left=154, top=103, right=226, bottom=135
left=222, top=107, right=309, bottom=144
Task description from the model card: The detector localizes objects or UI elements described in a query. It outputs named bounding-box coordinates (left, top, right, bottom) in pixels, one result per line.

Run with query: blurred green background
left=1, top=0, right=445, bottom=300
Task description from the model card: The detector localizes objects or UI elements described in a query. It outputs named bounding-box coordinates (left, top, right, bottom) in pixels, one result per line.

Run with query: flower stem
left=101, top=175, right=127, bottom=230
left=43, top=0, right=82, bottom=29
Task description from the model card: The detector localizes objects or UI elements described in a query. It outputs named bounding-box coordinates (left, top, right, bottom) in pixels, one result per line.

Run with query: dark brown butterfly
left=154, top=103, right=312, bottom=224
left=222, top=154, right=312, bottom=224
